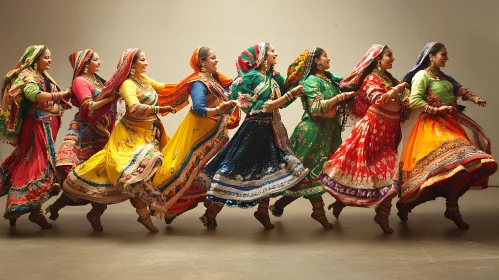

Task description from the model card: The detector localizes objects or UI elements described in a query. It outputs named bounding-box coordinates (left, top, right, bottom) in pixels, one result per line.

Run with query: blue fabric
left=403, top=42, right=462, bottom=95
left=190, top=81, right=208, bottom=117
left=201, top=112, right=307, bottom=208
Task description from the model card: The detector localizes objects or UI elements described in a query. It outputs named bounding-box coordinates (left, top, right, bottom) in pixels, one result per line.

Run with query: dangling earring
left=84, top=65, right=88, bottom=74
left=201, top=64, right=206, bottom=73
left=33, top=63, right=38, bottom=71
left=129, top=67, right=136, bottom=77
left=263, top=60, right=268, bottom=72
left=376, top=60, right=382, bottom=71
left=430, top=58, right=435, bottom=67
left=317, top=64, right=323, bottom=71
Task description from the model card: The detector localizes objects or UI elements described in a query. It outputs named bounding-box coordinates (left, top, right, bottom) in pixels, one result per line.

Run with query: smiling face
left=35, top=48, right=52, bottom=72
left=314, top=50, right=330, bottom=71
left=86, top=52, right=101, bottom=74
left=264, top=45, right=278, bottom=66
left=377, top=47, right=395, bottom=71
left=430, top=46, right=448, bottom=68
left=201, top=49, right=218, bottom=74
left=132, top=51, right=148, bottom=75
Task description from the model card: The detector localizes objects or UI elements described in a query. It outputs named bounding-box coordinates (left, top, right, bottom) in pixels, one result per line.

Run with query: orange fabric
left=167, top=47, right=239, bottom=127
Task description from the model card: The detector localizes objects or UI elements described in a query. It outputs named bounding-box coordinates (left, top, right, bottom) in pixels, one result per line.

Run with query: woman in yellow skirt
left=152, top=46, right=239, bottom=225
left=397, top=42, right=497, bottom=229
left=63, top=48, right=182, bottom=232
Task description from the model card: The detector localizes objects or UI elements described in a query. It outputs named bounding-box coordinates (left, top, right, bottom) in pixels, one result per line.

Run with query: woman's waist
left=367, top=106, right=401, bottom=121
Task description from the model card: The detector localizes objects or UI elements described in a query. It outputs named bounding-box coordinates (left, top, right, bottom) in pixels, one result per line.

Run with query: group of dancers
left=0, top=42, right=496, bottom=234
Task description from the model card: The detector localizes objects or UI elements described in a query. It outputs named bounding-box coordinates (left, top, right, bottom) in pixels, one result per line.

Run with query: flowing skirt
left=285, top=116, right=342, bottom=198
left=56, top=117, right=109, bottom=177
left=63, top=116, right=170, bottom=212
left=0, top=112, right=61, bottom=217
left=152, top=111, right=231, bottom=218
left=200, top=111, right=309, bottom=208
left=398, top=112, right=497, bottom=205
left=321, top=106, right=401, bottom=207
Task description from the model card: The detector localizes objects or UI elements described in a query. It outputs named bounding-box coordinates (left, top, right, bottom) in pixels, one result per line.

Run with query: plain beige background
left=0, top=0, right=497, bottom=185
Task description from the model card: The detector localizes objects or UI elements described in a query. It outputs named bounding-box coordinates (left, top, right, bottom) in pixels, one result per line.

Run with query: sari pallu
left=0, top=66, right=65, bottom=217
left=152, top=47, right=240, bottom=219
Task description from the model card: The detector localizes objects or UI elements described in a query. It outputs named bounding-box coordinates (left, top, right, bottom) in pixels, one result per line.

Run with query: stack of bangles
left=284, top=91, right=293, bottom=101
left=424, top=105, right=438, bottom=115
left=215, top=106, right=222, bottom=115
left=51, top=92, right=62, bottom=101
left=151, top=106, right=160, bottom=114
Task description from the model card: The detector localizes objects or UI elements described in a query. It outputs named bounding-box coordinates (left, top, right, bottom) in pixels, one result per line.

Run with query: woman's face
left=86, top=52, right=101, bottom=74
left=36, top=48, right=52, bottom=72
left=202, top=50, right=218, bottom=74
left=133, top=52, right=148, bottom=75
left=430, top=46, right=448, bottom=68
left=315, top=51, right=331, bottom=71
left=377, top=48, right=395, bottom=70
left=265, top=45, right=278, bottom=66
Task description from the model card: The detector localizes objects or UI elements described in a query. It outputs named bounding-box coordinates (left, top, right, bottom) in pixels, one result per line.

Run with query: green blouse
left=409, top=70, right=458, bottom=109
left=301, top=73, right=343, bottom=118
left=230, top=69, right=293, bottom=115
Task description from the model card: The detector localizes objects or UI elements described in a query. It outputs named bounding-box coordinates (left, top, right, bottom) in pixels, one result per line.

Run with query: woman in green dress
left=270, top=48, right=354, bottom=229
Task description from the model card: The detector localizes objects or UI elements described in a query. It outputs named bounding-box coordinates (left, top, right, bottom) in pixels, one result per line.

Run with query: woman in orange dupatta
left=63, top=48, right=183, bottom=232
left=152, top=47, right=239, bottom=225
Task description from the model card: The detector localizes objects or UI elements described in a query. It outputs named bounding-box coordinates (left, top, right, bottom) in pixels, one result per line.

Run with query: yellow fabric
left=152, top=111, right=217, bottom=187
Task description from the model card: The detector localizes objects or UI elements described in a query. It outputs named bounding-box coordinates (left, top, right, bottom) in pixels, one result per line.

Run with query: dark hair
left=403, top=43, right=446, bottom=87
left=132, top=49, right=143, bottom=65
left=197, top=47, right=212, bottom=70
left=342, top=46, right=398, bottom=92
left=259, top=42, right=275, bottom=74
left=33, top=46, right=49, bottom=66
left=309, top=47, right=325, bottom=75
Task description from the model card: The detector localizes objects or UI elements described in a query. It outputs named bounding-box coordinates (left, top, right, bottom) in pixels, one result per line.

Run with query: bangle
left=284, top=92, right=293, bottom=101
left=216, top=106, right=222, bottom=115
left=151, top=106, right=159, bottom=113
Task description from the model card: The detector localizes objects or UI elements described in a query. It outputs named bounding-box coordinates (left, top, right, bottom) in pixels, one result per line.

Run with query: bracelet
left=216, top=106, right=222, bottom=115
left=284, top=92, right=293, bottom=101
left=151, top=106, right=159, bottom=114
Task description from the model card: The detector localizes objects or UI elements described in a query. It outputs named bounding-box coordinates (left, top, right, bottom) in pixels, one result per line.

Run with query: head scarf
left=68, top=49, right=106, bottom=104
left=0, top=45, right=59, bottom=144
left=340, top=44, right=385, bottom=91
left=403, top=42, right=462, bottom=95
left=168, top=47, right=233, bottom=107
left=96, top=48, right=139, bottom=103
left=235, top=42, right=267, bottom=76
left=172, top=47, right=239, bottom=127
left=284, top=48, right=316, bottom=91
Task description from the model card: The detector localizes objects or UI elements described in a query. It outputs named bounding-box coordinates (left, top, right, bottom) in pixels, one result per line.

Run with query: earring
left=263, top=60, right=268, bottom=70
left=430, top=58, right=435, bottom=67
left=317, top=64, right=323, bottom=71
left=201, top=64, right=206, bottom=72
left=129, top=67, right=136, bottom=76
left=33, top=63, right=38, bottom=71
left=84, top=65, right=88, bottom=74
left=376, top=60, right=382, bottom=71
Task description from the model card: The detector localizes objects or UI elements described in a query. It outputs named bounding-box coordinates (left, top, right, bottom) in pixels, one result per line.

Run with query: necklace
left=372, top=68, right=392, bottom=86
left=82, top=74, right=104, bottom=90
left=200, top=73, right=224, bottom=92
left=130, top=76, right=152, bottom=90
left=316, top=73, right=332, bottom=85
left=425, top=65, right=446, bottom=81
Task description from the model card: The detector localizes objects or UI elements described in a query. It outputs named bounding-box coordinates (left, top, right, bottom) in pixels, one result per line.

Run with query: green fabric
left=285, top=75, right=343, bottom=198
left=24, top=81, right=41, bottom=102
left=230, top=69, right=286, bottom=114
left=409, top=70, right=456, bottom=109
